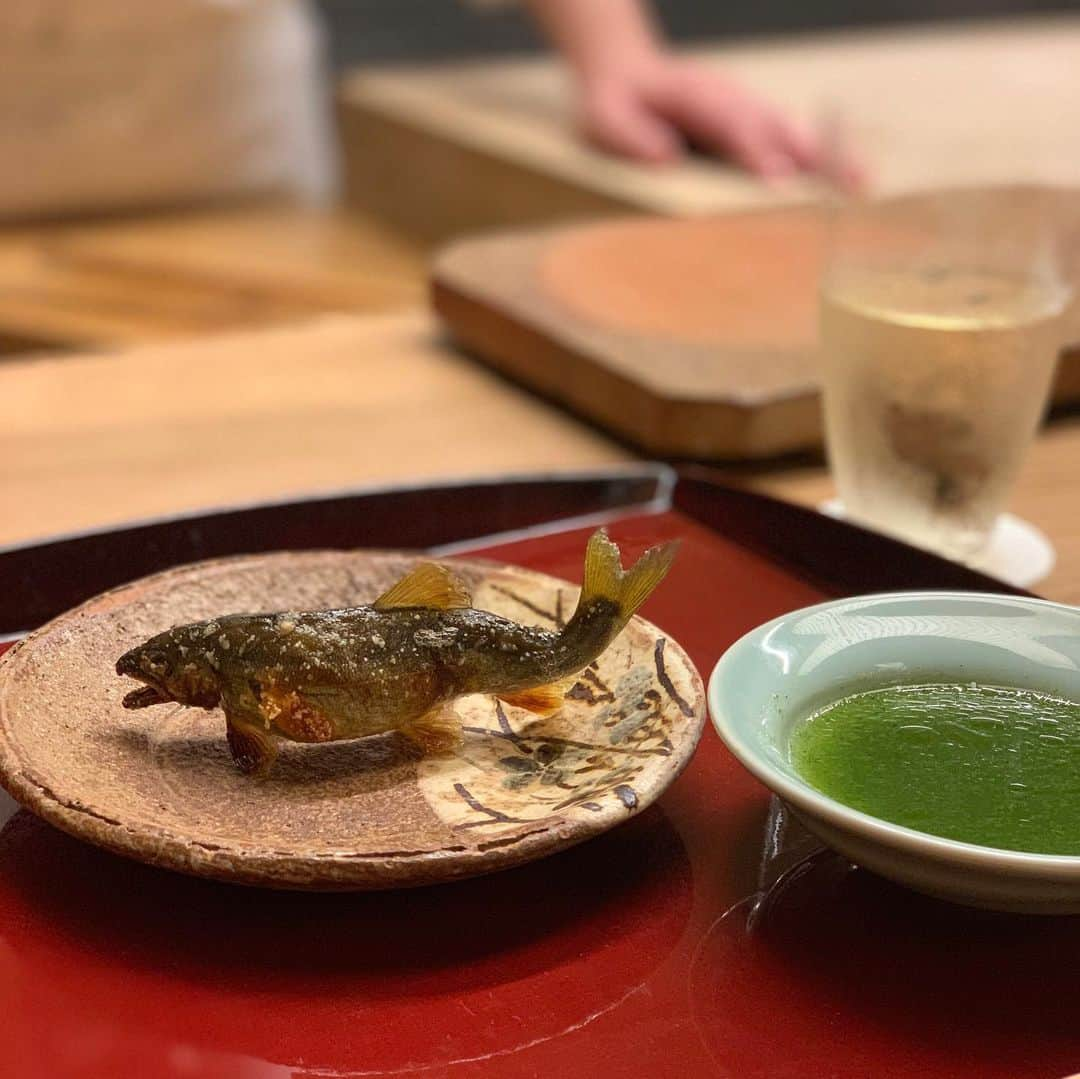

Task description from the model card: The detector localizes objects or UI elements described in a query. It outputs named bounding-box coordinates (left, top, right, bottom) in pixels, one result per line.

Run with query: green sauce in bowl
left=791, top=684, right=1080, bottom=855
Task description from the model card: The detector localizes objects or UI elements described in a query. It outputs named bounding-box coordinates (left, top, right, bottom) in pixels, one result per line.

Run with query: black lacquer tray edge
left=0, top=464, right=1027, bottom=639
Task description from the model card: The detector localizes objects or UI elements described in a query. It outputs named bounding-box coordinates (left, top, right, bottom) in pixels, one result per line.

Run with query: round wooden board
left=0, top=550, right=705, bottom=890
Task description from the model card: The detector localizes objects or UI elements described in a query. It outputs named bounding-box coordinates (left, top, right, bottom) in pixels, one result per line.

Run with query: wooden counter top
left=3, top=304, right=1077, bottom=605
left=0, top=312, right=628, bottom=545
left=0, top=204, right=426, bottom=353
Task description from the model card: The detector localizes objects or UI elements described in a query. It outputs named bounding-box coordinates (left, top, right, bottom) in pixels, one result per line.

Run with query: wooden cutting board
left=432, top=207, right=1080, bottom=460
left=339, top=16, right=1080, bottom=243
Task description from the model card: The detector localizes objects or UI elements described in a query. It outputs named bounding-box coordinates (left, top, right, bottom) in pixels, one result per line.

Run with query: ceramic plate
left=0, top=549, right=704, bottom=890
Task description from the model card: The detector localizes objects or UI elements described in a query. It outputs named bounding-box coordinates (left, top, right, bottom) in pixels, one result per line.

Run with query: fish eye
left=142, top=648, right=169, bottom=677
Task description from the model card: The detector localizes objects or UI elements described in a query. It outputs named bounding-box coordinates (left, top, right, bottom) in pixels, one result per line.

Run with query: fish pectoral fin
left=401, top=708, right=462, bottom=756
left=498, top=678, right=574, bottom=717
left=226, top=718, right=279, bottom=778
left=372, top=563, right=472, bottom=612
left=257, top=685, right=337, bottom=743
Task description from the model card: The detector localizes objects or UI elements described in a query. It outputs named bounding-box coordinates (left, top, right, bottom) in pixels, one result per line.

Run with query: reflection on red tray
left=0, top=479, right=1075, bottom=1078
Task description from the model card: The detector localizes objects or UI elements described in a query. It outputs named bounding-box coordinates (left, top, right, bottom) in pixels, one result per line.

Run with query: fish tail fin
left=579, top=529, right=679, bottom=627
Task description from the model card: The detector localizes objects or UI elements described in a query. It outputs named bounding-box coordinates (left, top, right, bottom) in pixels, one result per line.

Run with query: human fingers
left=658, top=83, right=798, bottom=178
left=581, top=81, right=683, bottom=163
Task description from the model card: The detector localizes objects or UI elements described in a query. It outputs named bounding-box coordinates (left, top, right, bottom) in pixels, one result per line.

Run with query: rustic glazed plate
left=0, top=549, right=704, bottom=890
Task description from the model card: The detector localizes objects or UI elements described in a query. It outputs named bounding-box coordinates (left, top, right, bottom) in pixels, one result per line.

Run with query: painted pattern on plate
left=419, top=579, right=697, bottom=835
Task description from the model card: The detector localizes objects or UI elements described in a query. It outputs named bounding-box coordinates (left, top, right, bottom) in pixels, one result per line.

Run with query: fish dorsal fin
left=372, top=563, right=472, bottom=611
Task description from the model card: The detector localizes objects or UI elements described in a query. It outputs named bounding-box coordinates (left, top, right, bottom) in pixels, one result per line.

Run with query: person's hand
left=578, top=53, right=865, bottom=189
left=522, top=0, right=865, bottom=187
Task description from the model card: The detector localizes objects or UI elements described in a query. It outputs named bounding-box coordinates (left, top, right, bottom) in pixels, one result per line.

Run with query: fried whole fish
left=116, top=529, right=678, bottom=776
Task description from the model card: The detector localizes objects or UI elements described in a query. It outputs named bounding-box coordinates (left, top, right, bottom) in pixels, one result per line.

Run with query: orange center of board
left=539, top=212, right=825, bottom=349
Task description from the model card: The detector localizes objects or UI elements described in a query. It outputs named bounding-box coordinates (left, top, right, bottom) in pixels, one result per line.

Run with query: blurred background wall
left=316, top=0, right=1080, bottom=66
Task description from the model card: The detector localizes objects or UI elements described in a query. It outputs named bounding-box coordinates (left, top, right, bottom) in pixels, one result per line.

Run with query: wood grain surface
left=2, top=304, right=1077, bottom=605
left=0, top=204, right=425, bottom=353
left=0, top=312, right=628, bottom=546
left=339, top=17, right=1080, bottom=240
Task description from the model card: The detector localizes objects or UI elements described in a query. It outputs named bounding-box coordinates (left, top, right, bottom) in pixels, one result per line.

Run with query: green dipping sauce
left=790, top=683, right=1080, bottom=855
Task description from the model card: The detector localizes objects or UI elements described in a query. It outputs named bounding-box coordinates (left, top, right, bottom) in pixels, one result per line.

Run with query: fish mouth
left=122, top=684, right=171, bottom=709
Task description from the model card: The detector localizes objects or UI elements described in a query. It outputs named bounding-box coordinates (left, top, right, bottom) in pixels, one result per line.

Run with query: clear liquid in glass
left=820, top=263, right=1068, bottom=561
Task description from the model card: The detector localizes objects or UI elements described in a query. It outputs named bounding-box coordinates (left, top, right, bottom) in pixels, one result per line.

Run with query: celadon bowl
left=709, top=592, right=1080, bottom=914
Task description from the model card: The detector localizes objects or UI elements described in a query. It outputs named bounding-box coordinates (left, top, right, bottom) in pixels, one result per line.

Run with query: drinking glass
left=819, top=186, right=1074, bottom=565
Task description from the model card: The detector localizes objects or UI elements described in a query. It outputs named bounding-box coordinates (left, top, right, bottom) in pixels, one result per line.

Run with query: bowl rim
left=709, top=590, right=1080, bottom=873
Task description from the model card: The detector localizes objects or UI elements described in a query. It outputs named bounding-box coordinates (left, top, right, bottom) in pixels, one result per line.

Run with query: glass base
left=820, top=500, right=1055, bottom=589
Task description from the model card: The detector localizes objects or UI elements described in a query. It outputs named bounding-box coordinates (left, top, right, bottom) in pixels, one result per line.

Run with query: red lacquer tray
left=1, top=467, right=1075, bottom=1079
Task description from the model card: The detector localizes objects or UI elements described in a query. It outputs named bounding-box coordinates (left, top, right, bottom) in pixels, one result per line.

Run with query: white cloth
left=0, top=0, right=334, bottom=219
